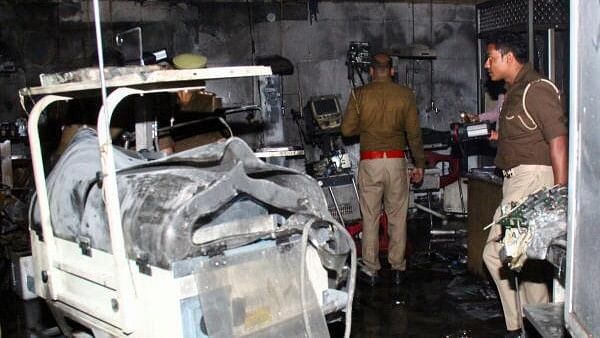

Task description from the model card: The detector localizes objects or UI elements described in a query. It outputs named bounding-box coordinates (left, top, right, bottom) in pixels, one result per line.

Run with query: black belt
left=501, top=168, right=515, bottom=178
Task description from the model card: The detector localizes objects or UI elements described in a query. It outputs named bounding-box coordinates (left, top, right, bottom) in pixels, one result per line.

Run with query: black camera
left=346, top=42, right=371, bottom=73
left=450, top=122, right=492, bottom=143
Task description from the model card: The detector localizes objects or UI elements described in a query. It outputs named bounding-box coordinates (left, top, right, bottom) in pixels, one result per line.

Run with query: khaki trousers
left=358, top=157, right=409, bottom=272
left=482, top=165, right=554, bottom=330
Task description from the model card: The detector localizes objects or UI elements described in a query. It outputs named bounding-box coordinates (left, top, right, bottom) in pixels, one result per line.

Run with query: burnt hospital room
left=1, top=0, right=599, bottom=337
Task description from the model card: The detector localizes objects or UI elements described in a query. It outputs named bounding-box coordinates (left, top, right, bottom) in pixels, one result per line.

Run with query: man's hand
left=410, top=168, right=424, bottom=184
left=177, top=90, right=193, bottom=106
left=461, top=112, right=480, bottom=123
left=488, top=130, right=498, bottom=141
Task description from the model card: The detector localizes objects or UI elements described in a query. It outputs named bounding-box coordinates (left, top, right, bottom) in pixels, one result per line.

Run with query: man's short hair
left=370, top=53, right=392, bottom=71
left=486, top=33, right=528, bottom=64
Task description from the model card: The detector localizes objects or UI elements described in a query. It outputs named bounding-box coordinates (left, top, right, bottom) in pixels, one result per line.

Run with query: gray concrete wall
left=1, top=0, right=478, bottom=145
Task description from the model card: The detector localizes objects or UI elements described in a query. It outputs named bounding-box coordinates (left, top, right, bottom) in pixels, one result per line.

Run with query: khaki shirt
left=496, top=64, right=567, bottom=169
left=341, top=77, right=425, bottom=168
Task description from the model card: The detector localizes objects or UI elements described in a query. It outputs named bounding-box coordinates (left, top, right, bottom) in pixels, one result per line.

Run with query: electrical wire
left=429, top=0, right=435, bottom=106
left=279, top=0, right=284, bottom=55
left=218, top=117, right=234, bottom=138
left=411, top=0, right=415, bottom=45
left=27, top=193, right=37, bottom=230
left=300, top=220, right=317, bottom=338
left=246, top=0, right=256, bottom=64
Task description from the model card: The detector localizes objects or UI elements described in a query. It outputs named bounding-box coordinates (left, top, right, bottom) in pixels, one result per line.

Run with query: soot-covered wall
left=0, top=1, right=477, bottom=144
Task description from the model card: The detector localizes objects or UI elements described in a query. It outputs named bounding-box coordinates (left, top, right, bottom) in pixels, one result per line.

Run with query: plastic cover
left=195, top=241, right=329, bottom=338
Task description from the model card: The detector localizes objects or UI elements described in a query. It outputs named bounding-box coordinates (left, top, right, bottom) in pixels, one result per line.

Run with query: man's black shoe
left=504, top=329, right=522, bottom=338
left=358, top=270, right=380, bottom=286
left=392, top=270, right=406, bottom=285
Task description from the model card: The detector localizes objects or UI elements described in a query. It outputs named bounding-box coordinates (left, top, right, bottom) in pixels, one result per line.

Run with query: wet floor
left=0, top=217, right=509, bottom=338
left=329, top=216, right=509, bottom=338
left=329, top=258, right=507, bottom=337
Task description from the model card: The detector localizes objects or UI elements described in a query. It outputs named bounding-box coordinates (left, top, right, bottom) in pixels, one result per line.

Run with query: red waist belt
left=360, top=149, right=405, bottom=160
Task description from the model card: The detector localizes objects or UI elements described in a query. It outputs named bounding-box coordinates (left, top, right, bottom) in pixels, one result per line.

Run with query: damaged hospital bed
left=21, top=65, right=356, bottom=337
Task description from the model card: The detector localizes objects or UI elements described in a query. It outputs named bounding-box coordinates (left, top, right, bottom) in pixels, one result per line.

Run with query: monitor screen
left=311, top=97, right=340, bottom=116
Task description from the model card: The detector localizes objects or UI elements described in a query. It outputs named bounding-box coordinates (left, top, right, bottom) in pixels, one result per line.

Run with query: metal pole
left=476, top=7, right=484, bottom=114
left=0, top=141, right=13, bottom=188
left=92, top=0, right=108, bottom=110
left=414, top=202, right=447, bottom=221
left=328, top=186, right=345, bottom=227
left=351, top=176, right=360, bottom=203
left=547, top=28, right=556, bottom=82
left=514, top=274, right=526, bottom=337
left=427, top=191, right=434, bottom=228
left=477, top=39, right=484, bottom=114
left=528, top=0, right=534, bottom=65
left=92, top=1, right=137, bottom=333
left=565, top=0, right=582, bottom=335
left=28, top=95, right=72, bottom=301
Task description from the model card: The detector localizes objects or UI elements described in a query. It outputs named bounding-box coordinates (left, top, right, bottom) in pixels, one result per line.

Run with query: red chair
left=424, top=150, right=461, bottom=188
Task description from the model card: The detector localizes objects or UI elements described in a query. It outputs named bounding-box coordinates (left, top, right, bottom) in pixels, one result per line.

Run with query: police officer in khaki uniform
left=481, top=34, right=568, bottom=338
left=341, top=53, right=425, bottom=285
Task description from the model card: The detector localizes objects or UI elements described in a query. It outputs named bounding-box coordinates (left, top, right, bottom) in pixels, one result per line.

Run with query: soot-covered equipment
left=24, top=66, right=356, bottom=338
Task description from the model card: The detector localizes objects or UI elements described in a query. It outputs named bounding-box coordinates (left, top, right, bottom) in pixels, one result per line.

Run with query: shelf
left=19, top=66, right=272, bottom=97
